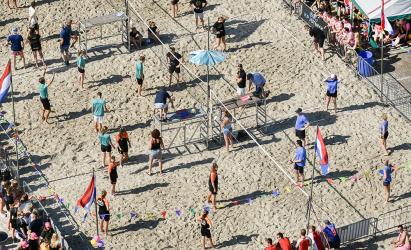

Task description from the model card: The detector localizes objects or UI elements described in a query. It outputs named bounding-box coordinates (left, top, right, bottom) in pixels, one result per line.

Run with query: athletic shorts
left=78, top=67, right=85, bottom=73
left=168, top=65, right=181, bottom=74
left=155, top=103, right=167, bottom=109
left=101, top=145, right=112, bottom=153
left=295, top=129, right=306, bottom=140
left=40, top=98, right=51, bottom=110
left=294, top=163, right=304, bottom=174
left=11, top=51, right=24, bottom=56
left=326, top=90, right=337, bottom=97
left=383, top=181, right=391, bottom=187
left=216, top=31, right=226, bottom=38
left=201, top=229, right=211, bottom=238
left=237, top=87, right=246, bottom=96
left=194, top=12, right=204, bottom=19
left=383, top=131, right=389, bottom=140
left=137, top=78, right=143, bottom=85
left=317, top=37, right=325, bottom=48
left=60, top=45, right=70, bottom=53
left=93, top=115, right=104, bottom=124
left=150, top=149, right=161, bottom=159
left=99, top=213, right=110, bottom=221
left=171, top=0, right=179, bottom=4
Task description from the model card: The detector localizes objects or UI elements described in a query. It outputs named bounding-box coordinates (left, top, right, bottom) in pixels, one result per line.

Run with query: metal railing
left=336, top=218, right=378, bottom=244
left=376, top=204, right=411, bottom=234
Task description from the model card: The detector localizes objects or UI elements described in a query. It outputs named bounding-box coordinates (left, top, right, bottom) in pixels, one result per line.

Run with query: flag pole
left=306, top=126, right=318, bottom=231
left=93, top=168, right=99, bottom=237
left=9, top=60, right=19, bottom=182
left=380, top=0, right=384, bottom=102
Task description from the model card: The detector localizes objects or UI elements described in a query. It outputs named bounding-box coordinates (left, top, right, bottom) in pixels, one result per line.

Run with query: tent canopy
left=351, top=0, right=411, bottom=22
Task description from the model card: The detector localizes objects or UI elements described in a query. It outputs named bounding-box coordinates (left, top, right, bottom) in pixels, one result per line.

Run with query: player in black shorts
left=170, top=0, right=179, bottom=18
left=197, top=210, right=216, bottom=249
left=212, top=16, right=228, bottom=51
left=305, top=25, right=326, bottom=61
left=166, top=47, right=183, bottom=85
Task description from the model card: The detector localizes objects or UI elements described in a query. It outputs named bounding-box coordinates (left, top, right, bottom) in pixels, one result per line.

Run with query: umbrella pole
left=207, top=17, right=211, bottom=147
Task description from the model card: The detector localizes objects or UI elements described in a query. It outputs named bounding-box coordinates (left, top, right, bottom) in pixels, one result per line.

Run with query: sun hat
left=325, top=74, right=337, bottom=82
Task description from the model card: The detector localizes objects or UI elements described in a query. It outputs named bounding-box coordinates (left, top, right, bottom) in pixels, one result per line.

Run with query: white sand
left=1, top=0, right=411, bottom=249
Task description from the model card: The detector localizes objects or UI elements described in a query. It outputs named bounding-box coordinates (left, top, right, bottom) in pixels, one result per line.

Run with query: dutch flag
left=77, top=174, right=96, bottom=221
left=0, top=61, right=12, bottom=104
left=315, top=127, right=329, bottom=176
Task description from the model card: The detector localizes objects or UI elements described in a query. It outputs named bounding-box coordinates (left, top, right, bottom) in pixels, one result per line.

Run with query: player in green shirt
left=92, top=92, right=109, bottom=132
left=38, top=66, right=55, bottom=124
left=135, top=55, right=145, bottom=97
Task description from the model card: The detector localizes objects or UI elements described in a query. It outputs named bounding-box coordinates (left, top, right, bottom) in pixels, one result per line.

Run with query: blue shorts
left=223, top=127, right=232, bottom=136
left=60, top=44, right=70, bottom=53
left=294, top=163, right=304, bottom=174
left=383, top=181, right=391, bottom=186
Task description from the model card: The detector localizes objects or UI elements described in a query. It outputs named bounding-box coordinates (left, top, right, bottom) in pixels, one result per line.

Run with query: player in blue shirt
left=247, top=72, right=266, bottom=98
left=324, top=74, right=339, bottom=114
left=7, top=28, right=26, bottom=70
left=295, top=108, right=310, bottom=146
left=291, top=140, right=306, bottom=186
left=59, top=20, right=78, bottom=66
left=383, top=159, right=397, bottom=203
left=379, top=113, right=389, bottom=156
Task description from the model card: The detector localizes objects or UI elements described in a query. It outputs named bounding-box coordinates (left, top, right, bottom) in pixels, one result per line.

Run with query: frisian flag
left=315, top=127, right=329, bottom=175
left=0, top=61, right=12, bottom=104
left=77, top=174, right=96, bottom=222
left=380, top=0, right=394, bottom=34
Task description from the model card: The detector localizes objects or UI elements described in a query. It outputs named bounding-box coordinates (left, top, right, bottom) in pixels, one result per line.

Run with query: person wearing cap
left=291, top=139, right=306, bottom=186
left=135, top=55, right=145, bottom=97
left=38, top=66, right=55, bottom=124
left=322, top=220, right=341, bottom=249
left=295, top=108, right=310, bottom=146
left=116, top=127, right=131, bottom=166
left=59, top=20, right=78, bottom=66
left=197, top=210, right=215, bottom=249
left=166, top=47, right=183, bottom=85
left=379, top=113, right=389, bottom=156
left=7, top=27, right=26, bottom=70
left=247, top=72, right=266, bottom=98
left=154, top=88, right=174, bottom=121
left=207, top=162, right=218, bottom=212
left=324, top=74, right=339, bottom=114
left=40, top=221, right=55, bottom=242
left=236, top=64, right=247, bottom=96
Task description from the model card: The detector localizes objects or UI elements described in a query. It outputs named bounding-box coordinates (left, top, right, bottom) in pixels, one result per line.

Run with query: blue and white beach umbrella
left=189, top=50, right=226, bottom=66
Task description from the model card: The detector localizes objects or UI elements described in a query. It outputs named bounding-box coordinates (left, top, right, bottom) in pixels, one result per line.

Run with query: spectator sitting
left=391, top=20, right=410, bottom=46
left=40, top=221, right=55, bottom=243
left=391, top=225, right=410, bottom=249
left=130, top=27, right=143, bottom=49
left=147, top=21, right=160, bottom=44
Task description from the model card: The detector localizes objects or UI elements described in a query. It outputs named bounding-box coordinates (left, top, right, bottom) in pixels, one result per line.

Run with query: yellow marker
left=285, top=186, right=291, bottom=193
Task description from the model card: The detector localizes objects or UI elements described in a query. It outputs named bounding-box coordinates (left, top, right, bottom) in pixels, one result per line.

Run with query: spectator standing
left=92, top=92, right=108, bottom=133
left=197, top=210, right=215, bottom=249
left=291, top=140, right=307, bottom=187
left=308, top=225, right=325, bottom=250
left=247, top=72, right=266, bottom=98
left=383, top=159, right=397, bottom=203
left=305, top=25, right=326, bottom=61
left=264, top=238, right=278, bottom=250
left=170, top=0, right=179, bottom=18
left=28, top=2, right=39, bottom=31
left=236, top=64, right=246, bottom=96
left=154, top=88, right=174, bottom=120
left=221, top=110, right=233, bottom=152
left=322, top=220, right=341, bottom=249
left=276, top=232, right=292, bottom=250
left=212, top=16, right=228, bottom=51
left=27, top=27, right=45, bottom=68
left=379, top=113, right=389, bottom=156
left=135, top=55, right=145, bottom=97
left=59, top=20, right=78, bottom=66
left=190, top=0, right=207, bottom=30
left=28, top=211, right=43, bottom=237
left=207, top=162, right=218, bottom=212
left=324, top=74, right=339, bottom=114
left=147, top=129, right=165, bottom=176
left=166, top=47, right=183, bottom=85
left=296, top=229, right=311, bottom=250
left=38, top=66, right=55, bottom=124
left=50, top=233, right=62, bottom=250
left=7, top=27, right=26, bottom=70
left=294, top=108, right=310, bottom=146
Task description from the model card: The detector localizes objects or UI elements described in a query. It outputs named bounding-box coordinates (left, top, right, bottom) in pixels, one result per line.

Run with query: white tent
left=351, top=0, right=411, bottom=22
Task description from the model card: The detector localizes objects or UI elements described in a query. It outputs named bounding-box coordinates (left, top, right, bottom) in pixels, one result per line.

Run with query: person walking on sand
left=38, top=66, right=55, bottom=124
left=170, top=0, right=179, bottom=18
left=116, top=127, right=131, bottom=166
left=108, top=156, right=119, bottom=195
left=190, top=0, right=207, bottom=30
left=212, top=16, right=228, bottom=51
left=379, top=113, right=389, bottom=156
left=207, top=162, right=218, bottom=212
left=92, top=92, right=108, bottom=133
left=277, top=232, right=292, bottom=250
left=135, top=55, right=145, bottom=96
left=324, top=74, right=339, bottom=114
left=76, top=50, right=86, bottom=88
left=28, top=2, right=39, bottom=32
left=221, top=110, right=233, bottom=152
left=322, top=220, right=341, bottom=249
left=295, top=108, right=310, bottom=146
left=308, top=225, right=325, bottom=250
left=147, top=129, right=165, bottom=176
left=99, top=126, right=115, bottom=168
left=296, top=229, right=311, bottom=250
left=26, top=27, right=45, bottom=68
left=7, top=27, right=26, bottom=70
left=291, top=140, right=306, bottom=187
left=236, top=64, right=247, bottom=96
left=305, top=25, right=326, bottom=61
left=197, top=210, right=216, bottom=250
left=97, top=190, right=110, bottom=236
left=383, top=159, right=397, bottom=203
left=166, top=47, right=183, bottom=85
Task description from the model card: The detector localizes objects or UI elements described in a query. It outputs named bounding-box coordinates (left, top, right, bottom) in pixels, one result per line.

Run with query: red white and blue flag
left=315, top=127, right=329, bottom=175
left=77, top=174, right=96, bottom=221
left=0, top=61, right=12, bottom=104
